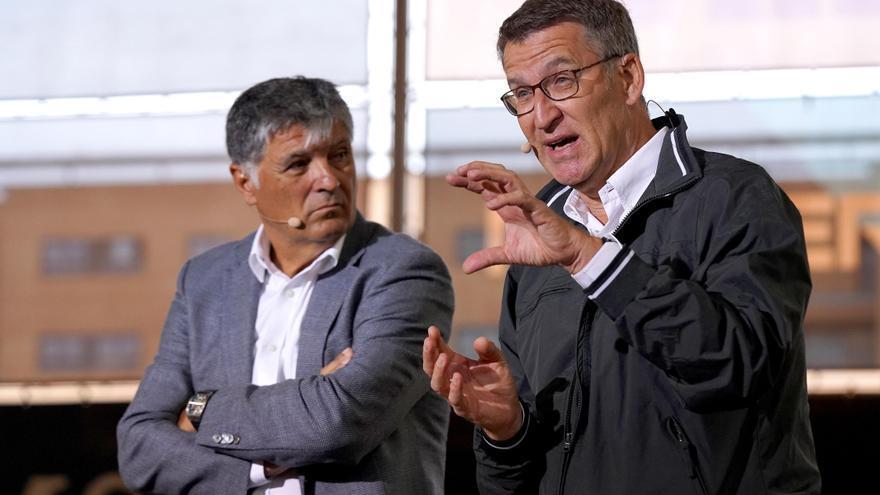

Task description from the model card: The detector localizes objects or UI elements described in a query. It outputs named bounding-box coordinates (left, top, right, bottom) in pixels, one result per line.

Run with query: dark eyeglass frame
left=500, top=54, right=622, bottom=116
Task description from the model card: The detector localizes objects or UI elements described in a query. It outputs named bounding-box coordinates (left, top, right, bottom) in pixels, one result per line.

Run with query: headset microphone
left=260, top=214, right=305, bottom=229
left=520, top=141, right=532, bottom=153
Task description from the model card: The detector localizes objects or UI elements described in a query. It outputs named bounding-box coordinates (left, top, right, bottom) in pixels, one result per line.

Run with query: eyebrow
left=282, top=138, right=349, bottom=162
left=507, top=56, right=579, bottom=88
left=280, top=151, right=310, bottom=165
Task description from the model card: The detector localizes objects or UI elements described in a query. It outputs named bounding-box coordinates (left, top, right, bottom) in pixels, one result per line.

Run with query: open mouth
left=548, top=136, right=577, bottom=150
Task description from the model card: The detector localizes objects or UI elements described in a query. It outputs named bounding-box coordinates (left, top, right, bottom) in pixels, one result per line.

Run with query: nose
left=311, top=157, right=339, bottom=191
left=531, top=90, right=562, bottom=133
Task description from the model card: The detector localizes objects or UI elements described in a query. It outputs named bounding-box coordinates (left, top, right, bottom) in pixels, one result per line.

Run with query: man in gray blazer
left=117, top=77, right=454, bottom=495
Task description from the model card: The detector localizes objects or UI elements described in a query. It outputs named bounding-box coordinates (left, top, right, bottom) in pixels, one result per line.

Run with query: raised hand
left=422, top=325, right=522, bottom=441
left=446, top=161, right=602, bottom=274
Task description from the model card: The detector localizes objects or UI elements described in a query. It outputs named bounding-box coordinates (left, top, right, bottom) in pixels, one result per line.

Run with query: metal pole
left=391, top=0, right=408, bottom=232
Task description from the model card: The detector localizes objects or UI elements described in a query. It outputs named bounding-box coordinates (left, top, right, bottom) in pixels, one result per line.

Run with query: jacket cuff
left=571, top=241, right=622, bottom=289
left=587, top=247, right=655, bottom=321
left=479, top=401, right=529, bottom=450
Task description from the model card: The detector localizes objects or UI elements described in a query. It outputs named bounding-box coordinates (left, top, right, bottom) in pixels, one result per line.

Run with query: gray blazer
left=117, top=215, right=454, bottom=494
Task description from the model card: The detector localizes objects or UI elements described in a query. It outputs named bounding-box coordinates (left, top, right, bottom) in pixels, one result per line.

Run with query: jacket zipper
left=557, top=379, right=576, bottom=495
left=558, top=300, right=592, bottom=495
left=612, top=176, right=700, bottom=239
left=666, top=417, right=709, bottom=495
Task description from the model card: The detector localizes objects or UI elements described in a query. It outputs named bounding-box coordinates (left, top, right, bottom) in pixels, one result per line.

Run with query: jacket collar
left=650, top=108, right=702, bottom=195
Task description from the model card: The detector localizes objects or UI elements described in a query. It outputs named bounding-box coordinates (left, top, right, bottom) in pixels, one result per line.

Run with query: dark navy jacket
left=474, top=111, right=821, bottom=495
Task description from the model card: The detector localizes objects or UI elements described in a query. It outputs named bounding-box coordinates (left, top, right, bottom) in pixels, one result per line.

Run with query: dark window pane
left=453, top=325, right=498, bottom=359
left=456, top=228, right=484, bottom=264
left=39, top=335, right=89, bottom=371
left=39, top=332, right=141, bottom=372
left=42, top=236, right=142, bottom=275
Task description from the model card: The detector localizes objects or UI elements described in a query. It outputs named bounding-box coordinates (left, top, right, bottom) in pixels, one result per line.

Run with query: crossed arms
left=118, top=236, right=453, bottom=493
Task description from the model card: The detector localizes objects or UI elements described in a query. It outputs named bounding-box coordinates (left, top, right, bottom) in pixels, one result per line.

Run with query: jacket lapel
left=220, top=235, right=261, bottom=386
left=296, top=216, right=373, bottom=377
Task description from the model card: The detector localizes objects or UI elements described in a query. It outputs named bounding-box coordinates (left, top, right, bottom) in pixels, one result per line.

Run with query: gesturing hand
left=422, top=325, right=522, bottom=441
left=447, top=161, right=602, bottom=274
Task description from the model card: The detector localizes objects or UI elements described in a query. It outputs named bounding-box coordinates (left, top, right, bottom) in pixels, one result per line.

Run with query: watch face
left=187, top=394, right=208, bottom=420
left=186, top=391, right=214, bottom=426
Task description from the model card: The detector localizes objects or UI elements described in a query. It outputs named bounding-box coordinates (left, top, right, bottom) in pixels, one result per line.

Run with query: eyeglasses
left=500, top=54, right=622, bottom=116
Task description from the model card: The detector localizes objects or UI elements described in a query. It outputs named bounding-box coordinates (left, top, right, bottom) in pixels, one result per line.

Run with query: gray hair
left=497, top=0, right=639, bottom=61
left=225, top=77, right=353, bottom=186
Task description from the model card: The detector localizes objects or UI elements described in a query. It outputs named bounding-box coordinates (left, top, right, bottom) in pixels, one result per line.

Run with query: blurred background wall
left=1, top=1, right=878, bottom=493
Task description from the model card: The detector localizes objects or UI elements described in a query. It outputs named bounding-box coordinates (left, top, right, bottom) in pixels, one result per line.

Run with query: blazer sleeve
left=192, top=241, right=454, bottom=467
left=116, top=260, right=251, bottom=494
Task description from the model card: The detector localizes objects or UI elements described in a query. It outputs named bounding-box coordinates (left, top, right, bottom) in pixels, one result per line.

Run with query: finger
left=177, top=409, right=195, bottom=432
left=448, top=371, right=465, bottom=412
left=468, top=179, right=491, bottom=194
left=319, top=352, right=344, bottom=376
left=423, top=331, right=439, bottom=376
left=464, top=165, right=525, bottom=190
left=483, top=187, right=540, bottom=212
left=430, top=353, right=452, bottom=396
left=446, top=173, right=470, bottom=188
left=428, top=325, right=452, bottom=353
left=320, top=347, right=353, bottom=376
left=452, top=175, right=491, bottom=195
left=462, top=246, right=511, bottom=274
left=457, top=161, right=506, bottom=175
left=473, top=337, right=505, bottom=364
left=341, top=347, right=352, bottom=364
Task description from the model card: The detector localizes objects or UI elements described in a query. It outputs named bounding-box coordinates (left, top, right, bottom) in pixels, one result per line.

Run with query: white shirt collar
left=563, top=127, right=668, bottom=236
left=605, top=126, right=668, bottom=214
left=247, top=224, right=345, bottom=283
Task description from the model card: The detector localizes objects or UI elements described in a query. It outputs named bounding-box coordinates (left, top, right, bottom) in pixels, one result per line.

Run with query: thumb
left=463, top=247, right=510, bottom=274
left=473, top=337, right=504, bottom=363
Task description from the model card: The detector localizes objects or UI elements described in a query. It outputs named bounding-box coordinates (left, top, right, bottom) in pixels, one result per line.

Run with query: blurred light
left=646, top=66, right=880, bottom=103
left=366, top=154, right=392, bottom=179
left=365, top=0, right=395, bottom=180
left=806, top=369, right=880, bottom=396
left=406, top=153, right=426, bottom=175
left=420, top=79, right=504, bottom=109
left=0, top=86, right=368, bottom=121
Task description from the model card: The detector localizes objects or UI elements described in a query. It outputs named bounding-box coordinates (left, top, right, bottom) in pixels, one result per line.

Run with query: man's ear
left=618, top=53, right=646, bottom=106
left=230, top=163, right=258, bottom=206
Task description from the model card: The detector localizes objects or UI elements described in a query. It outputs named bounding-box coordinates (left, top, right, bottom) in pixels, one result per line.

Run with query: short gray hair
left=225, top=77, right=353, bottom=184
left=497, top=0, right=639, bottom=61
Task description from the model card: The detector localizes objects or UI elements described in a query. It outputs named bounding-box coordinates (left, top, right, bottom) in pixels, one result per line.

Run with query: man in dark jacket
left=422, top=0, right=821, bottom=493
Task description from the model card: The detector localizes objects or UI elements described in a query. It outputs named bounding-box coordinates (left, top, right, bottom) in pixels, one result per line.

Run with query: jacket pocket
left=665, top=417, right=709, bottom=495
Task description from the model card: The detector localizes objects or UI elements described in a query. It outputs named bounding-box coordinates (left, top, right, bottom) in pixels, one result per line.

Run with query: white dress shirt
left=245, top=225, right=344, bottom=494
left=567, top=127, right=668, bottom=289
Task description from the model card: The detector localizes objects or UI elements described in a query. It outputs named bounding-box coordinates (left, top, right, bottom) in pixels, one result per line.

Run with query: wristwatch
left=185, top=390, right=215, bottom=431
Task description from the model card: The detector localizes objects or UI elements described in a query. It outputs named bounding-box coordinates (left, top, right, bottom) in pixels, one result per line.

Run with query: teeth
left=550, top=137, right=569, bottom=150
